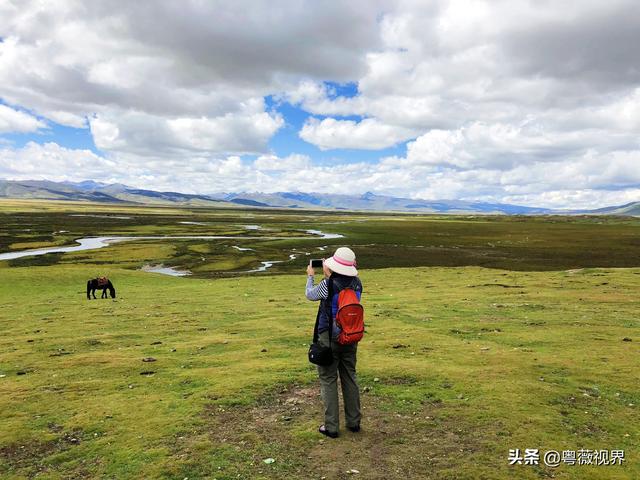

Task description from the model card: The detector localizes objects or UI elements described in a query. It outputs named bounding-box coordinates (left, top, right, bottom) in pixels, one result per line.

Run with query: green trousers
left=316, top=330, right=361, bottom=433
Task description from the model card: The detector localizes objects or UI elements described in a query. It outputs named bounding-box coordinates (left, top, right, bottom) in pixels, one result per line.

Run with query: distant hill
left=0, top=180, right=228, bottom=207
left=0, top=179, right=638, bottom=215
left=0, top=179, right=127, bottom=203
left=580, top=201, right=640, bottom=216
left=208, top=191, right=554, bottom=214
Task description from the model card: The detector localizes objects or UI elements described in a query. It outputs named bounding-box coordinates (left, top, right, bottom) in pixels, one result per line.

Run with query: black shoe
left=318, top=425, right=338, bottom=438
left=347, top=425, right=361, bottom=433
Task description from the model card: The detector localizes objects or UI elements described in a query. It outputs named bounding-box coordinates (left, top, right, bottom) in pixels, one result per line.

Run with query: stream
left=0, top=229, right=344, bottom=274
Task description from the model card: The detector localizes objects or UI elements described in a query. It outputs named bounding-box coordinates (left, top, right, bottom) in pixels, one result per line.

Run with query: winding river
left=0, top=230, right=343, bottom=269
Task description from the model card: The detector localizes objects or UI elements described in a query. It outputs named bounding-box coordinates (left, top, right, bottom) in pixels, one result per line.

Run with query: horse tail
left=87, top=280, right=92, bottom=299
left=108, top=280, right=116, bottom=298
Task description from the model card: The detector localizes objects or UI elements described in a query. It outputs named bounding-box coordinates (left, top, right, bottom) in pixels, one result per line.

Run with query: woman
left=305, top=246, right=362, bottom=438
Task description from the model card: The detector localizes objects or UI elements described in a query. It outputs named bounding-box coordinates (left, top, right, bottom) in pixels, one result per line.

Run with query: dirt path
left=195, top=383, right=492, bottom=479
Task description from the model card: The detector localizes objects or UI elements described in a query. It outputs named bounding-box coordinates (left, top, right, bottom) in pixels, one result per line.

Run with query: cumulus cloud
left=89, top=108, right=283, bottom=156
left=280, top=0, right=640, bottom=206
left=0, top=104, right=46, bottom=133
left=0, top=142, right=257, bottom=193
left=300, top=117, right=418, bottom=150
left=0, top=142, right=113, bottom=181
left=0, top=0, right=381, bottom=156
left=288, top=1, right=640, bottom=148
left=253, top=153, right=311, bottom=171
left=2, top=140, right=639, bottom=209
left=391, top=121, right=633, bottom=170
left=1, top=0, right=639, bottom=208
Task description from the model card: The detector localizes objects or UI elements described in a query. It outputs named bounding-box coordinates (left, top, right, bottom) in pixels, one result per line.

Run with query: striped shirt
left=306, top=275, right=329, bottom=300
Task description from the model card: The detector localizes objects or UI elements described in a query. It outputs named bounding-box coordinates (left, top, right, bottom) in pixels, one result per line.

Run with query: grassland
left=2, top=199, right=640, bottom=275
left=0, top=199, right=638, bottom=479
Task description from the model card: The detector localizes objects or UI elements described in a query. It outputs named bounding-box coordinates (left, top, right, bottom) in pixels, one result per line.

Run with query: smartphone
left=310, top=259, right=323, bottom=268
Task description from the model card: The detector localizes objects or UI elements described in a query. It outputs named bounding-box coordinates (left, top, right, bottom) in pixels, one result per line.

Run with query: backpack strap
left=326, top=277, right=333, bottom=346
left=312, top=307, right=321, bottom=344
left=312, top=278, right=332, bottom=347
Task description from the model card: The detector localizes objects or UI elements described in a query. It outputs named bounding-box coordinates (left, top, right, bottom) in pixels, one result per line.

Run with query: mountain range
left=1, top=179, right=638, bottom=216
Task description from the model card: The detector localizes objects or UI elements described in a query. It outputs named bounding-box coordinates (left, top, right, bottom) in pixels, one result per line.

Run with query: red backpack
left=335, top=288, right=365, bottom=345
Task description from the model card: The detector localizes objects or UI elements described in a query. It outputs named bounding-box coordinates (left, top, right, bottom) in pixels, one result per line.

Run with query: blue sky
left=1, top=1, right=639, bottom=209
left=265, top=89, right=407, bottom=166
left=2, top=115, right=98, bottom=153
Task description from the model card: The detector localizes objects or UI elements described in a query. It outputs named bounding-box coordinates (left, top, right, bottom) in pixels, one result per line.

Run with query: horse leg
left=92, top=288, right=97, bottom=299
left=101, top=288, right=106, bottom=299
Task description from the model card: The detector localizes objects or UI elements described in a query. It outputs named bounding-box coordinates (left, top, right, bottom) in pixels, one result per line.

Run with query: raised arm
left=306, top=276, right=329, bottom=301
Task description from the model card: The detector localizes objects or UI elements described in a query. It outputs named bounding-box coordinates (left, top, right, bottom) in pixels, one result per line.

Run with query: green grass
left=1, top=200, right=639, bottom=478
left=2, top=199, right=640, bottom=276
left=0, top=264, right=638, bottom=479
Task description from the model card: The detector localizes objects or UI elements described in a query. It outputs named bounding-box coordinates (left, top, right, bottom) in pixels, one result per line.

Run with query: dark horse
left=87, top=277, right=116, bottom=299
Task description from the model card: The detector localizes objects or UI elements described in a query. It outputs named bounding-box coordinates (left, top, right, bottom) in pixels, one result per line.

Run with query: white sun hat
left=324, top=247, right=358, bottom=276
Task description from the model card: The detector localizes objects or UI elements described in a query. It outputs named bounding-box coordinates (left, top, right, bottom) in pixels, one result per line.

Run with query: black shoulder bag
left=308, top=278, right=334, bottom=366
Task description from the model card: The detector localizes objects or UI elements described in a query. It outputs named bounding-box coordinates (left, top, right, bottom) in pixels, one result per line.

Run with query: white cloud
left=1, top=0, right=640, bottom=209
left=394, top=122, right=619, bottom=170
left=288, top=1, right=640, bottom=163
left=89, top=108, right=283, bottom=156
left=300, top=117, right=418, bottom=150
left=254, top=154, right=311, bottom=171
left=2, top=140, right=639, bottom=209
left=0, top=104, right=46, bottom=133
left=0, top=0, right=382, bottom=157
left=0, top=142, right=112, bottom=181
left=0, top=142, right=258, bottom=193
left=501, top=189, right=640, bottom=211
